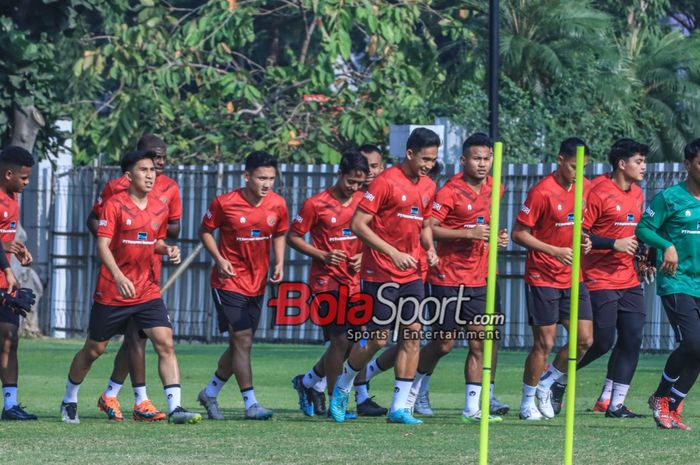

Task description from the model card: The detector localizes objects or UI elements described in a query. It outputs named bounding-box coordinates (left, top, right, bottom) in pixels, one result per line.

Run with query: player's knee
left=84, top=344, right=106, bottom=361
left=130, top=338, right=147, bottom=357
left=532, top=337, right=555, bottom=355
left=682, top=336, right=700, bottom=360
left=578, top=334, right=593, bottom=352
left=438, top=339, right=455, bottom=355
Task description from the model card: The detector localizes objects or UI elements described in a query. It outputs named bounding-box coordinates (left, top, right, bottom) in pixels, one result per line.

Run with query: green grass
left=0, top=339, right=698, bottom=464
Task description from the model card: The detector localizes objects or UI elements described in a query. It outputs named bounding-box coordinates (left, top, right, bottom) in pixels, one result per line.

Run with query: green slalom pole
left=479, top=141, right=503, bottom=465
left=564, top=145, right=585, bottom=465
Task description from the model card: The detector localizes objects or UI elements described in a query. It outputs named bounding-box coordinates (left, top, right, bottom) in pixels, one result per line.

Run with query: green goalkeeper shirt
left=636, top=181, right=700, bottom=297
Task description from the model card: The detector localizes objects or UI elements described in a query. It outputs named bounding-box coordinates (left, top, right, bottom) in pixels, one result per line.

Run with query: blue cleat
left=329, top=386, right=349, bottom=423
left=327, top=409, right=357, bottom=420
left=291, top=375, right=314, bottom=417
left=387, top=408, right=424, bottom=425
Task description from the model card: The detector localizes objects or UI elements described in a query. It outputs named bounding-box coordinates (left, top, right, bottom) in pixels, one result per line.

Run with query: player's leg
left=355, top=344, right=393, bottom=416
left=605, top=287, right=645, bottom=418
left=461, top=328, right=502, bottom=423
left=292, top=353, right=325, bottom=416
left=129, top=328, right=165, bottom=421
left=0, top=311, right=36, bottom=420
left=198, top=314, right=233, bottom=420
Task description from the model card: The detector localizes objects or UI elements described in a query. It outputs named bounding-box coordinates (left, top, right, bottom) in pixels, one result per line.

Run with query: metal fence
left=38, top=162, right=686, bottom=350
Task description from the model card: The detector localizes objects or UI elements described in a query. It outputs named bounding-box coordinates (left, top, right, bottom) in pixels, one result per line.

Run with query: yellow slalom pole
left=479, top=141, right=503, bottom=465
left=564, top=145, right=585, bottom=465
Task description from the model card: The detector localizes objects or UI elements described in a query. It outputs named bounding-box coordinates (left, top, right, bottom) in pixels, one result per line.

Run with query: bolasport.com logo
left=268, top=282, right=503, bottom=342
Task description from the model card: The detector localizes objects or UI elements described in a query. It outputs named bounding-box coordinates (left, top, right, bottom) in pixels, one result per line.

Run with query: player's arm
left=287, top=231, right=345, bottom=266
left=512, top=221, right=574, bottom=266
left=96, top=236, right=135, bottom=298
left=166, top=221, right=181, bottom=240
left=198, top=225, right=236, bottom=278
left=421, top=218, right=438, bottom=267
left=636, top=194, right=676, bottom=275
left=429, top=217, right=489, bottom=241
left=270, top=234, right=285, bottom=283
left=86, top=211, right=99, bottom=237
left=350, top=209, right=417, bottom=270
left=0, top=250, right=17, bottom=293
left=155, top=239, right=181, bottom=264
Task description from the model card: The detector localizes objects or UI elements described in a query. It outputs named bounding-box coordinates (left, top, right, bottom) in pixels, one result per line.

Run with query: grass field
left=0, top=339, right=697, bottom=464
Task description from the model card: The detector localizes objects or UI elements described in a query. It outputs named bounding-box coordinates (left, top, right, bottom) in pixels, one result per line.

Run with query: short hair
left=608, top=138, right=649, bottom=170
left=684, top=138, right=700, bottom=162
left=339, top=150, right=369, bottom=175
left=137, top=133, right=166, bottom=151
left=559, top=137, right=590, bottom=158
left=406, top=127, right=441, bottom=153
left=0, top=146, right=35, bottom=169
left=245, top=151, right=277, bottom=172
left=462, top=132, right=493, bottom=155
left=359, top=144, right=382, bottom=156
left=121, top=150, right=156, bottom=173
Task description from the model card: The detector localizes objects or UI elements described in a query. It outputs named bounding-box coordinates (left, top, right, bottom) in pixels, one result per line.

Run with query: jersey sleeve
left=290, top=198, right=318, bottom=236
left=358, top=174, right=390, bottom=216
left=515, top=188, right=545, bottom=229
left=201, top=197, right=223, bottom=231
left=157, top=216, right=168, bottom=240
left=431, top=185, right=454, bottom=223
left=97, top=199, right=119, bottom=239
left=274, top=200, right=290, bottom=236
left=168, top=184, right=183, bottom=222
left=91, top=182, right=114, bottom=216
left=636, top=191, right=673, bottom=250
left=583, top=191, right=602, bottom=230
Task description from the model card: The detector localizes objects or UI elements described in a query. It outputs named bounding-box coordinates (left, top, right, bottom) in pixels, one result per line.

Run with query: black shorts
left=313, top=291, right=360, bottom=341
left=430, top=284, right=503, bottom=332
left=590, top=286, right=645, bottom=328
left=363, top=279, right=425, bottom=330
left=0, top=304, right=19, bottom=327
left=88, top=298, right=171, bottom=342
left=212, top=288, right=263, bottom=334
left=526, top=283, right=593, bottom=326
left=661, top=294, right=700, bottom=343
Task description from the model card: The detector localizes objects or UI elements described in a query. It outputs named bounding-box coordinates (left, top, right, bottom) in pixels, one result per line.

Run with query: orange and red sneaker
left=670, top=410, right=691, bottom=430
left=593, top=399, right=610, bottom=413
left=649, top=394, right=673, bottom=429
left=133, top=399, right=166, bottom=422
left=97, top=394, right=124, bottom=422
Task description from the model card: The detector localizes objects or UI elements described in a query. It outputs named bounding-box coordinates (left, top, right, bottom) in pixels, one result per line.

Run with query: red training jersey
left=358, top=165, right=436, bottom=284
left=94, top=192, right=168, bottom=306
left=429, top=174, right=504, bottom=287
left=583, top=176, right=643, bottom=290
left=202, top=189, right=289, bottom=297
left=0, top=190, right=18, bottom=288
left=291, top=189, right=363, bottom=294
left=515, top=173, right=590, bottom=289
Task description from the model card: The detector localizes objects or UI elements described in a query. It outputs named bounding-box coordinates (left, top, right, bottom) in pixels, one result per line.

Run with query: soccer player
left=637, top=138, right=700, bottom=430
left=197, top=151, right=288, bottom=420
left=329, top=127, right=439, bottom=425
left=410, top=133, right=509, bottom=422
left=567, top=139, right=648, bottom=418
left=86, top=134, right=181, bottom=422
left=61, top=150, right=200, bottom=425
left=0, top=146, right=36, bottom=421
left=359, top=144, right=384, bottom=188
left=289, top=151, right=387, bottom=417
left=512, top=137, right=594, bottom=421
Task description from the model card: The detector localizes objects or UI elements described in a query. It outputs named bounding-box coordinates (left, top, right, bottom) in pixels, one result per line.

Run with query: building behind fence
left=22, top=161, right=685, bottom=350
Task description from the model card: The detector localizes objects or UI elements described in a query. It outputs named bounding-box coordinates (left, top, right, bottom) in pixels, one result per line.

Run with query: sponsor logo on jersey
left=9, top=222, right=16, bottom=229
left=294, top=214, right=303, bottom=223
left=476, top=216, right=485, bottom=225
left=98, top=220, right=108, bottom=227
left=627, top=213, right=635, bottom=222
left=433, top=201, right=442, bottom=211
left=363, top=192, right=375, bottom=202
left=137, top=232, right=148, bottom=241
left=520, top=205, right=530, bottom=214
left=342, top=228, right=352, bottom=236
left=645, top=207, right=655, bottom=217
left=206, top=209, right=213, bottom=219
left=251, top=229, right=261, bottom=238
left=410, top=206, right=419, bottom=215
left=567, top=213, right=575, bottom=221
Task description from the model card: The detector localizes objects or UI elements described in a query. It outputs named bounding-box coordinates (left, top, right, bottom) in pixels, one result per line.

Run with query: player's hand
left=390, top=251, right=418, bottom=271
left=16, top=247, right=32, bottom=266
left=3, top=268, right=17, bottom=294
left=216, top=258, right=236, bottom=278
left=467, top=224, right=490, bottom=241
left=166, top=246, right=181, bottom=265
left=614, top=236, right=638, bottom=256
left=349, top=253, right=362, bottom=273
left=322, top=249, right=347, bottom=266
left=498, top=228, right=509, bottom=248
left=116, top=275, right=136, bottom=299
left=660, top=245, right=678, bottom=276
left=427, top=248, right=439, bottom=267
left=1, top=288, right=36, bottom=317
left=582, top=234, right=592, bottom=255
left=4, top=241, right=25, bottom=255
left=551, top=246, right=574, bottom=265
left=270, top=262, right=284, bottom=283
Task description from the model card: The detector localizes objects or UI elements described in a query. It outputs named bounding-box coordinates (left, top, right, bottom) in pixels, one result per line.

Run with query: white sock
left=521, top=384, right=536, bottom=408
left=302, top=367, right=323, bottom=389
left=241, top=388, right=258, bottom=410
left=335, top=361, right=360, bottom=392
left=465, top=384, right=482, bottom=415
left=390, top=379, right=413, bottom=413
left=204, top=372, right=228, bottom=398
left=556, top=373, right=568, bottom=385
left=133, top=384, right=149, bottom=404
left=64, top=378, right=81, bottom=404
left=489, top=382, right=495, bottom=400
left=164, top=385, right=181, bottom=414
left=610, top=382, right=630, bottom=409
left=354, top=383, right=370, bottom=404
left=365, top=358, right=386, bottom=382
left=3, top=385, right=17, bottom=410
left=418, top=374, right=431, bottom=396
left=313, top=377, right=327, bottom=393
left=538, top=365, right=564, bottom=391
left=406, top=372, right=427, bottom=408
left=104, top=378, right=122, bottom=399
left=599, top=378, right=613, bottom=401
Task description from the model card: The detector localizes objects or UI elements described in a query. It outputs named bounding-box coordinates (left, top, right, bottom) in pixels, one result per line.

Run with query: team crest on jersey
left=267, top=215, right=277, bottom=226
left=476, top=216, right=485, bottom=224
left=626, top=213, right=634, bottom=222
left=520, top=205, right=530, bottom=214
left=410, top=206, right=419, bottom=215
left=293, top=215, right=303, bottom=224
left=160, top=196, right=169, bottom=204
left=422, top=196, right=429, bottom=207
left=363, top=192, right=375, bottom=202
left=137, top=232, right=148, bottom=241
left=433, top=201, right=442, bottom=211
left=126, top=219, right=132, bottom=226
left=206, top=209, right=213, bottom=219
left=98, top=220, right=107, bottom=227
left=251, top=229, right=261, bottom=238
left=567, top=213, right=575, bottom=221
left=152, top=221, right=160, bottom=230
